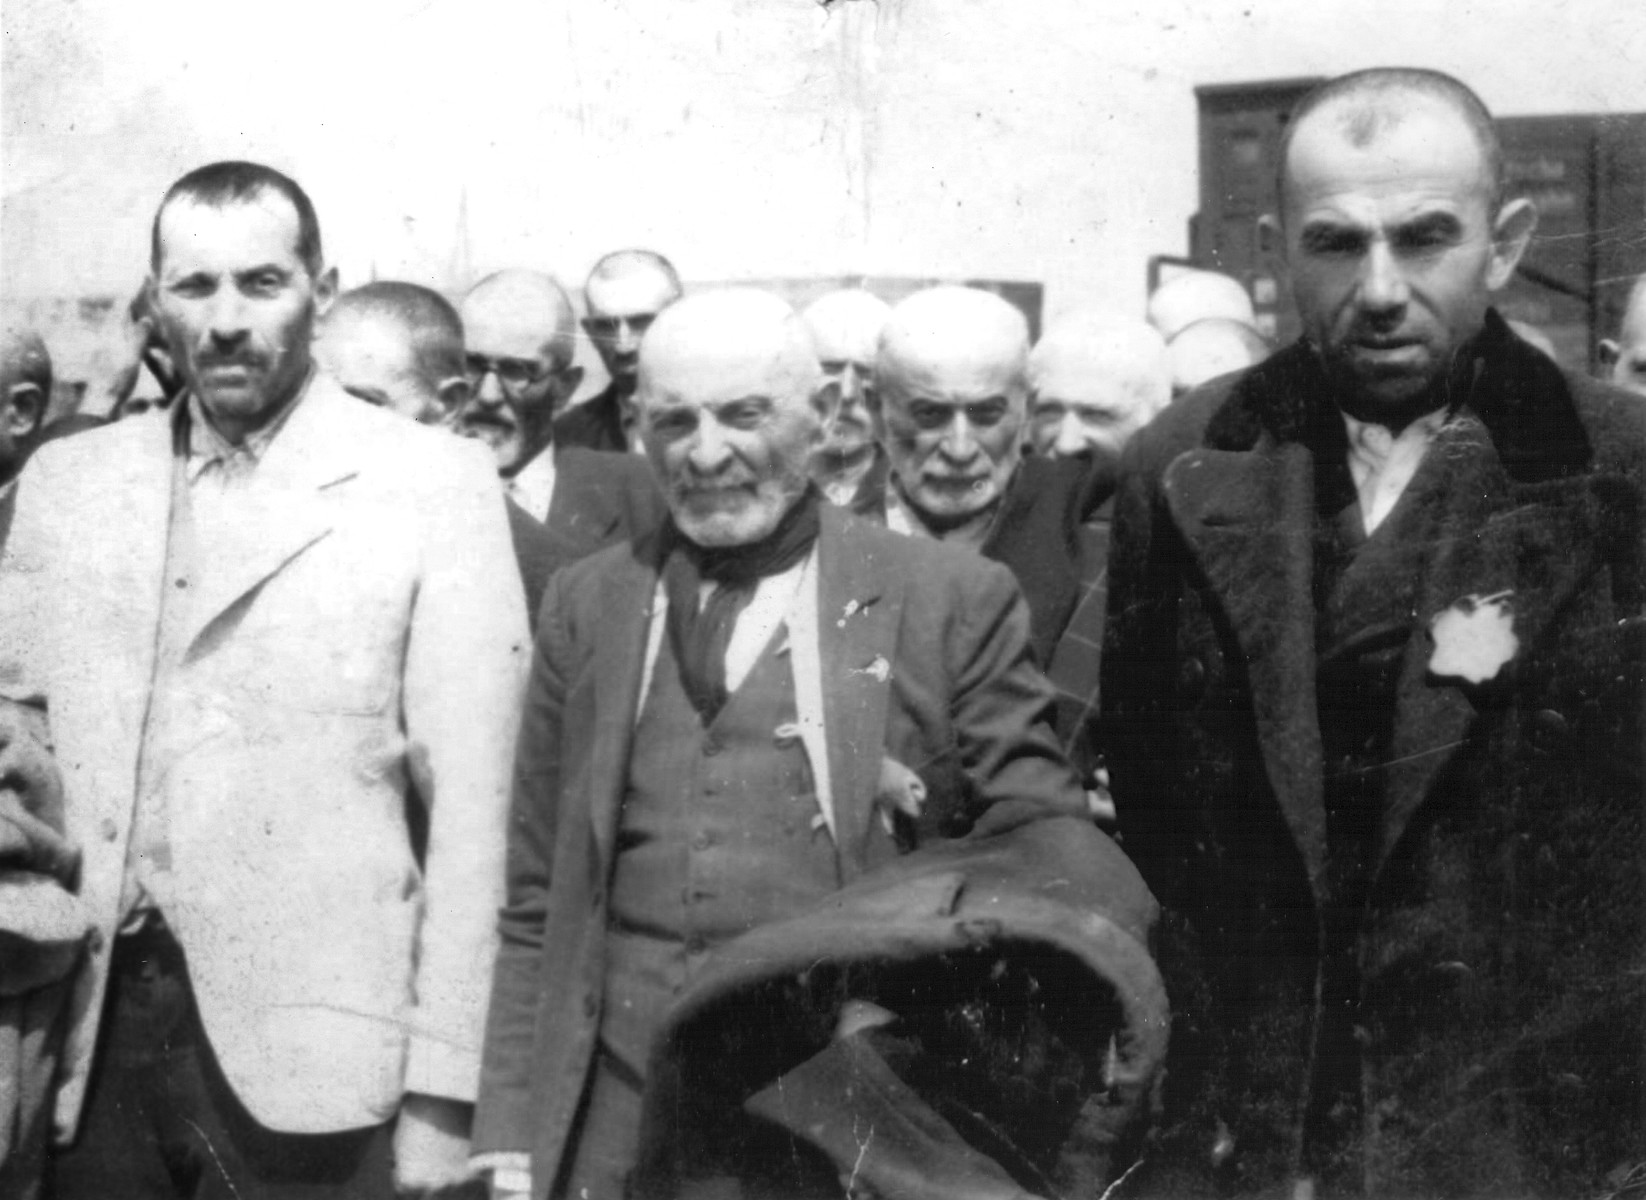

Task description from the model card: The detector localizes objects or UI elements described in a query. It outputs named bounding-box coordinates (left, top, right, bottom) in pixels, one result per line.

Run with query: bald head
left=456, top=270, right=582, bottom=472
left=1603, top=276, right=1646, bottom=397
left=1279, top=68, right=1504, bottom=218
left=1168, top=317, right=1271, bottom=395
left=317, top=282, right=465, bottom=423
left=585, top=249, right=683, bottom=390
left=875, top=287, right=1030, bottom=526
left=802, top=289, right=891, bottom=473
left=1, top=327, right=52, bottom=483
left=638, top=288, right=822, bottom=548
left=1028, top=314, right=1169, bottom=462
left=1147, top=271, right=1256, bottom=342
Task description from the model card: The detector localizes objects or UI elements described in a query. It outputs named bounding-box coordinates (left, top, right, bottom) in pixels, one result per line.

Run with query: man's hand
left=393, top=1094, right=486, bottom=1199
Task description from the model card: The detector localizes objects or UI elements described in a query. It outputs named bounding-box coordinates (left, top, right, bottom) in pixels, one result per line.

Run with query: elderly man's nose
left=688, top=416, right=734, bottom=471
left=940, top=414, right=980, bottom=459
left=474, top=367, right=507, bottom=405
left=1052, top=413, right=1088, bottom=458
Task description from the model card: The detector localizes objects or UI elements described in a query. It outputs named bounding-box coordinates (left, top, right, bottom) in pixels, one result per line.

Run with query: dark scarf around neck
left=661, top=487, right=822, bottom=723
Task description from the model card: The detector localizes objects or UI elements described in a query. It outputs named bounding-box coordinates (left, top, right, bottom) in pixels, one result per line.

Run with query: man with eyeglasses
left=456, top=270, right=661, bottom=601
left=553, top=249, right=684, bottom=454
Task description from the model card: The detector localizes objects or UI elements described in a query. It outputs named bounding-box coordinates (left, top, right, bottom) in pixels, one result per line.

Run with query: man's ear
left=312, top=266, right=340, bottom=319
left=1599, top=338, right=1621, bottom=369
left=1486, top=198, right=1538, bottom=291
left=5, top=383, right=46, bottom=440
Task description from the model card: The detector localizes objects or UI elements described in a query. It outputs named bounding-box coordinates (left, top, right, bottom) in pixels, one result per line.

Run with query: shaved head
left=456, top=270, right=581, bottom=472
left=1028, top=314, right=1169, bottom=461
left=1279, top=68, right=1504, bottom=218
left=584, top=249, right=683, bottom=390
left=638, top=288, right=822, bottom=547
left=1147, top=271, right=1256, bottom=342
left=876, top=287, right=1030, bottom=527
left=1168, top=317, right=1271, bottom=395
left=318, top=282, right=465, bottom=422
left=461, top=270, right=577, bottom=370
left=803, top=289, right=891, bottom=367
left=877, top=286, right=1029, bottom=400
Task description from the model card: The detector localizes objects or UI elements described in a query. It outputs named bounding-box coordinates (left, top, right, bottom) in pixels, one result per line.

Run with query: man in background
left=315, top=281, right=470, bottom=423
left=1027, top=312, right=1170, bottom=465
left=799, top=287, right=891, bottom=506
left=457, top=269, right=662, bottom=573
left=1166, top=316, right=1271, bottom=396
left=1146, top=268, right=1258, bottom=342
left=554, top=249, right=684, bottom=453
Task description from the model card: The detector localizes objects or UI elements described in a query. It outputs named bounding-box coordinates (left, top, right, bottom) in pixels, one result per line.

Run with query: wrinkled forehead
left=1032, top=352, right=1150, bottom=409
left=1284, top=95, right=1495, bottom=222
left=879, top=339, right=1027, bottom=405
left=463, top=300, right=562, bottom=364
left=155, top=192, right=305, bottom=274
left=641, top=338, right=817, bottom=413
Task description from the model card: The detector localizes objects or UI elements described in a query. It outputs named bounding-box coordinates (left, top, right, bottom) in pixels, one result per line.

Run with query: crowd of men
left=0, top=66, right=1642, bottom=1200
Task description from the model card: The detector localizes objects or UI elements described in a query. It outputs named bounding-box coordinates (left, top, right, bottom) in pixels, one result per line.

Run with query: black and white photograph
left=2, top=2, right=1643, bottom=1197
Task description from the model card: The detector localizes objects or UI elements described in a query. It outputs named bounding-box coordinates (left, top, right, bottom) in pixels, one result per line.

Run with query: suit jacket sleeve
left=400, top=440, right=530, bottom=1102
left=943, top=555, right=1090, bottom=835
left=474, top=563, right=577, bottom=1151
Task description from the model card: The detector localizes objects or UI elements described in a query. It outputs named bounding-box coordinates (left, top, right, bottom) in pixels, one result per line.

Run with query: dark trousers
left=48, top=917, right=395, bottom=1200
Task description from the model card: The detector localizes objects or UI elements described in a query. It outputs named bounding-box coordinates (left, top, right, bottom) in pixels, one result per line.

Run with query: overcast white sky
left=5, top=0, right=1645, bottom=321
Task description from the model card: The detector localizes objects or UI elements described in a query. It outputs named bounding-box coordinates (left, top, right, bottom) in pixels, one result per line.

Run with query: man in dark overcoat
left=1101, top=68, right=1646, bottom=1198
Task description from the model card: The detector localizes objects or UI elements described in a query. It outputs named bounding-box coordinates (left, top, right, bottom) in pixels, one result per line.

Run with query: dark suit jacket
left=552, top=384, right=629, bottom=454
left=473, top=502, right=1090, bottom=1186
left=1100, top=313, right=1646, bottom=1197
left=506, top=446, right=663, bottom=626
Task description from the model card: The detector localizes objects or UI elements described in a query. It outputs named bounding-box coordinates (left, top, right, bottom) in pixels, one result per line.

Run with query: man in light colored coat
left=0, top=160, right=527, bottom=1198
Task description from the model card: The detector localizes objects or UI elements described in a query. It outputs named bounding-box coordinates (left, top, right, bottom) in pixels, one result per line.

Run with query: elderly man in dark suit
left=453, top=270, right=662, bottom=617
left=472, top=287, right=1093, bottom=1199
left=1101, top=68, right=1645, bottom=1197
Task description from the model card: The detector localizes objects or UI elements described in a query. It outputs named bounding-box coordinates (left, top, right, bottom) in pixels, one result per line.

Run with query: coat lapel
left=1372, top=410, right=1602, bottom=875
left=179, top=379, right=360, bottom=651
left=587, top=535, right=664, bottom=870
left=1164, top=432, right=1329, bottom=897
left=814, top=507, right=906, bottom=881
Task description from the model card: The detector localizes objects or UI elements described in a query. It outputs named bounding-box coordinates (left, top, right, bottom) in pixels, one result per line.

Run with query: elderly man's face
left=1029, top=371, right=1153, bottom=462
left=585, top=270, right=679, bottom=388
left=456, top=303, right=568, bottom=472
left=1285, top=98, right=1529, bottom=415
left=316, top=315, right=446, bottom=424
left=641, top=345, right=819, bottom=548
left=878, top=357, right=1026, bottom=522
left=809, top=320, right=880, bottom=463
left=151, top=193, right=332, bottom=433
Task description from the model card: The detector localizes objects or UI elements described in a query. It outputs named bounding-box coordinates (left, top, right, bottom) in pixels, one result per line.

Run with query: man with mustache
left=1102, top=69, right=1646, bottom=1196
left=799, top=287, right=891, bottom=507
left=471, top=287, right=1090, bottom=1198
left=553, top=249, right=683, bottom=454
left=1028, top=312, right=1171, bottom=464
left=456, top=270, right=661, bottom=591
left=0, top=160, right=528, bottom=1198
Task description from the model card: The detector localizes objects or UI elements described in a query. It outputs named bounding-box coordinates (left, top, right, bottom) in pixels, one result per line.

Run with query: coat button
left=1178, top=656, right=1207, bottom=698
left=702, top=737, right=723, bottom=757
left=1530, top=708, right=1568, bottom=753
left=100, top=818, right=119, bottom=842
left=583, top=992, right=598, bottom=1018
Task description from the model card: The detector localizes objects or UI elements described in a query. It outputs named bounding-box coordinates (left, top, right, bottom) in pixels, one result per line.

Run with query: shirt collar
left=1341, top=404, right=1451, bottom=467
left=185, top=367, right=313, bottom=480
